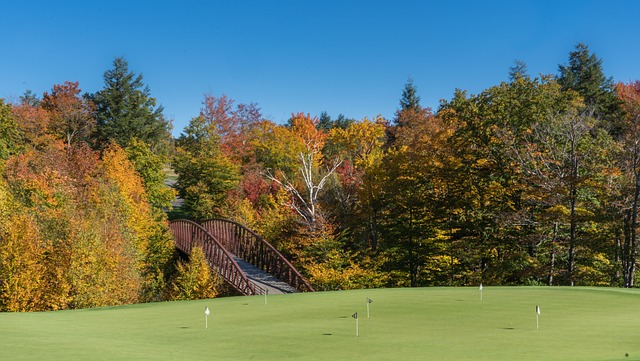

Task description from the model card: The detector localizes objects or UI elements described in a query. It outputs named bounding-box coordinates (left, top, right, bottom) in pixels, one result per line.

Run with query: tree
left=266, top=152, right=341, bottom=230
left=91, top=57, right=170, bottom=152
left=325, top=117, right=387, bottom=250
left=616, top=81, right=640, bottom=287
left=393, top=78, right=429, bottom=138
left=98, top=142, right=176, bottom=302
left=0, top=212, right=48, bottom=312
left=19, top=90, right=40, bottom=107
left=0, top=100, right=20, bottom=160
left=521, top=108, right=605, bottom=285
left=379, top=110, right=454, bottom=287
left=41, top=81, right=95, bottom=150
left=169, top=246, right=219, bottom=300
left=252, top=120, right=307, bottom=177
left=399, top=78, right=421, bottom=113
left=174, top=115, right=240, bottom=220
left=200, top=94, right=262, bottom=162
left=125, top=138, right=176, bottom=211
left=11, top=100, right=57, bottom=150
left=558, top=43, right=621, bottom=136
left=317, top=111, right=333, bottom=131
left=264, top=113, right=339, bottom=231
left=509, top=60, right=529, bottom=82
left=317, top=112, right=355, bottom=131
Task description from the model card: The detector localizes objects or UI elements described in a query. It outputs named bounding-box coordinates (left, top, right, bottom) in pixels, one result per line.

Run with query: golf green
left=1, top=287, right=639, bottom=360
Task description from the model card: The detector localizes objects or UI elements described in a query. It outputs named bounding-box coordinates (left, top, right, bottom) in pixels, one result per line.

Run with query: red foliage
left=41, top=81, right=95, bottom=148
left=201, top=94, right=262, bottom=161
left=11, top=103, right=56, bottom=149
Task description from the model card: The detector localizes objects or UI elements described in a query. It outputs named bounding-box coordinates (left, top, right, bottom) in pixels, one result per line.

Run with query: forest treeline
left=2, top=43, right=640, bottom=311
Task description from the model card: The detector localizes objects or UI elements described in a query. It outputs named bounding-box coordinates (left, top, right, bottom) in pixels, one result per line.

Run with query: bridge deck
left=232, top=256, right=298, bottom=294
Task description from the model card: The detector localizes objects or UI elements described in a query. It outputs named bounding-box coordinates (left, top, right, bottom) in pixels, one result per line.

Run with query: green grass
left=1, top=287, right=640, bottom=360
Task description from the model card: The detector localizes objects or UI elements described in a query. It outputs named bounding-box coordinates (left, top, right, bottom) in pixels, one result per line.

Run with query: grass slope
left=1, top=287, right=639, bottom=360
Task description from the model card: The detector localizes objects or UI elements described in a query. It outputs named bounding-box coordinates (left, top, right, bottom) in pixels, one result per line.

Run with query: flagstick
left=352, top=312, right=359, bottom=337
left=367, top=300, right=370, bottom=319
left=205, top=306, right=211, bottom=331
left=536, top=313, right=539, bottom=330
left=264, top=289, right=268, bottom=306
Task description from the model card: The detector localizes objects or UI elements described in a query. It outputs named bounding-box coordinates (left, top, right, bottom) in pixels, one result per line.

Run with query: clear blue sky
left=2, top=0, right=639, bottom=136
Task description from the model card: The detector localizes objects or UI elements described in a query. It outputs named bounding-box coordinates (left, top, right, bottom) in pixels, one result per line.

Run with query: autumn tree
left=97, top=142, right=175, bottom=302
left=125, top=137, right=176, bottom=211
left=616, top=81, right=640, bottom=287
left=11, top=99, right=57, bottom=150
left=325, top=116, right=386, bottom=250
left=0, top=211, right=48, bottom=311
left=41, top=81, right=95, bottom=150
left=201, top=94, right=262, bottom=162
left=174, top=115, right=240, bottom=220
left=169, top=246, right=220, bottom=300
left=520, top=108, right=612, bottom=285
left=0, top=100, right=20, bottom=160
left=264, top=113, right=339, bottom=231
left=379, top=107, right=454, bottom=287
left=252, top=120, right=306, bottom=177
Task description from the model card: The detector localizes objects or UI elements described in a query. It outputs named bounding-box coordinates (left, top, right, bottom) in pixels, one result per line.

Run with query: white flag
left=479, top=284, right=483, bottom=291
left=536, top=305, right=540, bottom=315
left=205, top=307, right=210, bottom=316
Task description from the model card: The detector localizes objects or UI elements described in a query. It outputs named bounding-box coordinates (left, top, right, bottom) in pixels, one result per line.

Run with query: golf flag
left=352, top=312, right=359, bottom=337
left=367, top=297, right=373, bottom=304
left=479, top=284, right=483, bottom=291
left=536, top=305, right=540, bottom=315
left=366, top=298, right=373, bottom=319
left=479, top=283, right=483, bottom=302
left=205, top=306, right=211, bottom=330
left=205, top=307, right=210, bottom=316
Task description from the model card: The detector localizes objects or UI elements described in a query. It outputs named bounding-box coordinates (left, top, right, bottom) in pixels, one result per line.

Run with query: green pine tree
left=399, top=78, right=421, bottom=112
left=91, top=57, right=170, bottom=152
left=558, top=43, right=622, bottom=136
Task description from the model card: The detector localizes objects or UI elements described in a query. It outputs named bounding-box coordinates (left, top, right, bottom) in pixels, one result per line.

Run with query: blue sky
left=2, top=1, right=639, bottom=136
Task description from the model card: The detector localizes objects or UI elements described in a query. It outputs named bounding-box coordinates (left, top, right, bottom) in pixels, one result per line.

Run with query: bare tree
left=266, top=152, right=342, bottom=230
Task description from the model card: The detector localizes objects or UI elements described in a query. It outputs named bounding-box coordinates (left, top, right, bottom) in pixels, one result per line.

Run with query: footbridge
left=169, top=219, right=314, bottom=296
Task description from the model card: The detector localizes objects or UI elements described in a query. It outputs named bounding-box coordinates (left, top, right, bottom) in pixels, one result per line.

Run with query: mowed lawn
left=1, top=287, right=640, bottom=360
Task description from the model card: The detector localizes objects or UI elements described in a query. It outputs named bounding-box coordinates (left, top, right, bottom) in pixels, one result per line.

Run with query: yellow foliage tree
left=170, top=246, right=219, bottom=300
left=0, top=213, right=47, bottom=311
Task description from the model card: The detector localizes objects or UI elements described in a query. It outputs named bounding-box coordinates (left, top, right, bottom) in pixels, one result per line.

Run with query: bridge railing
left=169, top=219, right=262, bottom=296
left=200, top=219, right=314, bottom=293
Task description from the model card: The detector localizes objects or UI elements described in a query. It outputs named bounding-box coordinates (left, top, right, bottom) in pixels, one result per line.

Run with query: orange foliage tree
left=41, top=81, right=96, bottom=150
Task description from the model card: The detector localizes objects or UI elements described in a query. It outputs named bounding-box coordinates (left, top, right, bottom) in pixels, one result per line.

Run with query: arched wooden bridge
left=169, top=218, right=314, bottom=296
